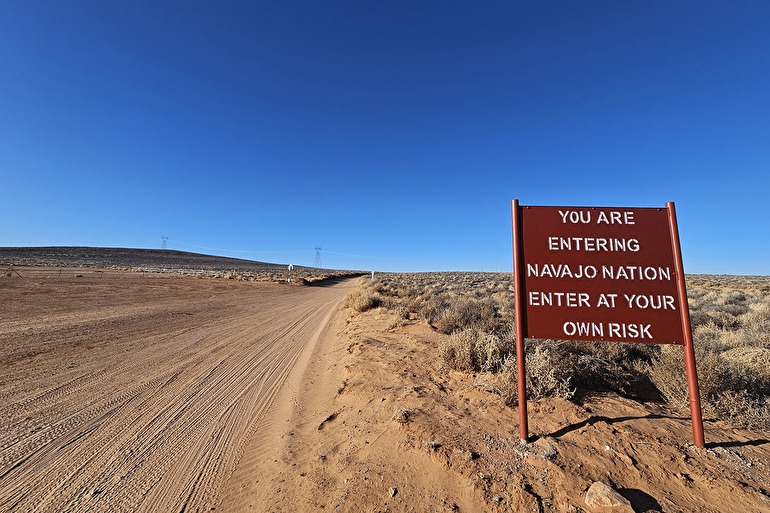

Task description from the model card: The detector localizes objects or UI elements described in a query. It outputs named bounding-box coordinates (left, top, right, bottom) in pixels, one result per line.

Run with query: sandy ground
left=2, top=270, right=769, bottom=512
left=248, top=300, right=770, bottom=513
left=0, top=268, right=352, bottom=512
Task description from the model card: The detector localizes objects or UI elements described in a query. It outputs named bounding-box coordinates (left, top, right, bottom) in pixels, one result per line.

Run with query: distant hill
left=0, top=246, right=301, bottom=272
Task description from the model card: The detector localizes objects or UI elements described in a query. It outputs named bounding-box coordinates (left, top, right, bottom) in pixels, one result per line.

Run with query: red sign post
left=511, top=200, right=704, bottom=447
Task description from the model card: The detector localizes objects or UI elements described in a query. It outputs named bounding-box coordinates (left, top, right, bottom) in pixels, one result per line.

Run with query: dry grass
left=425, top=296, right=500, bottom=334
left=439, top=328, right=514, bottom=373
left=345, top=281, right=384, bottom=312
left=498, top=343, right=575, bottom=404
left=644, top=276, right=770, bottom=429
left=358, top=272, right=770, bottom=430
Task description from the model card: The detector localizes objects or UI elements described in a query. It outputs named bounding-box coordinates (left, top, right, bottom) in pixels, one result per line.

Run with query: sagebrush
left=352, top=272, right=770, bottom=430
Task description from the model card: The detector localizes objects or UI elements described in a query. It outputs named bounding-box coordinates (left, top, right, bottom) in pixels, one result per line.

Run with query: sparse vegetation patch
left=352, top=272, right=770, bottom=430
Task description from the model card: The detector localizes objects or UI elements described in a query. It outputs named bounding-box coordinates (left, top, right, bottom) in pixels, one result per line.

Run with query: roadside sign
left=511, top=200, right=705, bottom=448
left=518, top=206, right=683, bottom=343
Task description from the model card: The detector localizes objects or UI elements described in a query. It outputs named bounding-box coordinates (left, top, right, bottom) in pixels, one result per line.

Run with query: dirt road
left=0, top=269, right=353, bottom=512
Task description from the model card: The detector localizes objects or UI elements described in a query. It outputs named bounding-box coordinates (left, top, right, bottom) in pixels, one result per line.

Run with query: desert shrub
left=387, top=305, right=410, bottom=330
left=544, top=340, right=658, bottom=398
left=648, top=346, right=722, bottom=409
left=687, top=308, right=707, bottom=328
left=363, top=273, right=770, bottom=429
left=427, top=295, right=499, bottom=334
left=707, top=309, right=743, bottom=330
left=395, top=285, right=420, bottom=299
left=572, top=353, right=635, bottom=396
left=567, top=340, right=656, bottom=365
left=645, top=278, right=770, bottom=429
left=477, top=329, right=515, bottom=372
left=439, top=328, right=514, bottom=372
left=691, top=321, right=733, bottom=352
left=497, top=357, right=519, bottom=406
left=346, top=286, right=383, bottom=313
left=716, top=391, right=770, bottom=430
left=721, top=347, right=770, bottom=378
left=368, top=279, right=385, bottom=295
left=419, top=293, right=448, bottom=326
left=525, top=344, right=576, bottom=400
left=498, top=342, right=575, bottom=404
left=648, top=345, right=770, bottom=430
left=734, top=305, right=770, bottom=348
left=490, top=291, right=515, bottom=324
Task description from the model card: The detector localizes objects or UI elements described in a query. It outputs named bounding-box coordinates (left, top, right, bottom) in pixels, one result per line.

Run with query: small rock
left=585, top=482, right=631, bottom=510
left=537, top=440, right=558, bottom=460
left=389, top=487, right=398, bottom=497
left=392, top=407, right=410, bottom=424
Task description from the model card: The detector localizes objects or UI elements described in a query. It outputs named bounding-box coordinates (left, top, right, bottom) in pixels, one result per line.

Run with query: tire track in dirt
left=0, top=273, right=353, bottom=512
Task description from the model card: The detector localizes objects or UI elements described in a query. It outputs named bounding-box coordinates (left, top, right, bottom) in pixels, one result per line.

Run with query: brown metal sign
left=511, top=200, right=704, bottom=448
left=517, top=205, right=684, bottom=344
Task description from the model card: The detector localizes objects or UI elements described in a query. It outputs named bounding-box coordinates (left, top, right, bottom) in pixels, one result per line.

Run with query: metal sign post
left=511, top=200, right=704, bottom=448
left=667, top=202, right=705, bottom=447
left=511, top=199, right=528, bottom=442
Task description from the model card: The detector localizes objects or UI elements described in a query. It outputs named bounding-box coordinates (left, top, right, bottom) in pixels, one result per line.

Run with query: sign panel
left=516, top=205, right=685, bottom=344
left=511, top=200, right=704, bottom=448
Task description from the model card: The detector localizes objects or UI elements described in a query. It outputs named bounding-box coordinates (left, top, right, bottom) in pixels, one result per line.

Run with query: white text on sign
left=562, top=321, right=653, bottom=339
left=558, top=210, right=636, bottom=225
left=526, top=263, right=672, bottom=281
left=528, top=291, right=676, bottom=310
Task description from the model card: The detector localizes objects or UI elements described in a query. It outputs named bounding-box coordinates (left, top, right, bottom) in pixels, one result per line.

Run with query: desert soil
left=0, top=268, right=352, bottom=512
left=2, top=269, right=770, bottom=513
left=239, top=305, right=770, bottom=513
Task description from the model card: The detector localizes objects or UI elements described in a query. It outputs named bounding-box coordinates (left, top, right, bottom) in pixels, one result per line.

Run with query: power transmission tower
left=314, top=246, right=322, bottom=268
left=161, top=236, right=169, bottom=249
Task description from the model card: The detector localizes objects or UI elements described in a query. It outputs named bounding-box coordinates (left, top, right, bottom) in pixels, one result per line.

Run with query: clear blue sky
left=2, top=1, right=769, bottom=273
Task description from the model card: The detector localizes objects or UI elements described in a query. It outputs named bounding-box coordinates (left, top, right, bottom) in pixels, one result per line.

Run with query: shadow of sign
left=706, top=438, right=770, bottom=449
left=536, top=413, right=689, bottom=441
